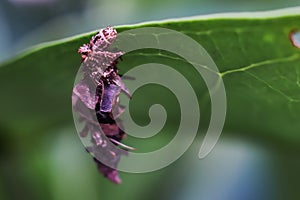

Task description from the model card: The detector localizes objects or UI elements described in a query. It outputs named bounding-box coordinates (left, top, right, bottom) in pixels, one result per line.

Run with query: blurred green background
left=0, top=1, right=300, bottom=200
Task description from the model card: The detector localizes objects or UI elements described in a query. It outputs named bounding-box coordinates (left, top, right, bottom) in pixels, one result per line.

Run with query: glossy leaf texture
left=0, top=8, right=300, bottom=148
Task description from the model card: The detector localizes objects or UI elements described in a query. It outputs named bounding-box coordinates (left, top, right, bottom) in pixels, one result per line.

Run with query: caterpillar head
left=91, top=26, right=118, bottom=50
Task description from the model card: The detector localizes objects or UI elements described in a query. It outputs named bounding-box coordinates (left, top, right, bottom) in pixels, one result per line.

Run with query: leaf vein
left=246, top=71, right=300, bottom=103
left=221, top=54, right=300, bottom=76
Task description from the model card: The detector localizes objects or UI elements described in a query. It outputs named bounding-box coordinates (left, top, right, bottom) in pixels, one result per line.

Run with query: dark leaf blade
left=0, top=8, right=300, bottom=148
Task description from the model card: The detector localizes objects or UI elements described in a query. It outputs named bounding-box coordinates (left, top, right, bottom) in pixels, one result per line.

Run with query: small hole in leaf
left=290, top=30, right=300, bottom=48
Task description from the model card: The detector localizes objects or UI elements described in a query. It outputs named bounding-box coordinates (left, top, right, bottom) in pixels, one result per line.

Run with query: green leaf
left=1, top=8, right=300, bottom=147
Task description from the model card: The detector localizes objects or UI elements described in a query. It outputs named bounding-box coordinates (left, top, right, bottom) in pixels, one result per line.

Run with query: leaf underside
left=0, top=10, right=300, bottom=147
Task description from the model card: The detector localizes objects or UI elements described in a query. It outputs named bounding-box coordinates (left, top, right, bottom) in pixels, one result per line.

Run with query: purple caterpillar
left=72, top=27, right=133, bottom=184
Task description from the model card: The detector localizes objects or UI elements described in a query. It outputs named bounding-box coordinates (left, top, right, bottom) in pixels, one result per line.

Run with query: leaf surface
left=0, top=8, right=300, bottom=146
